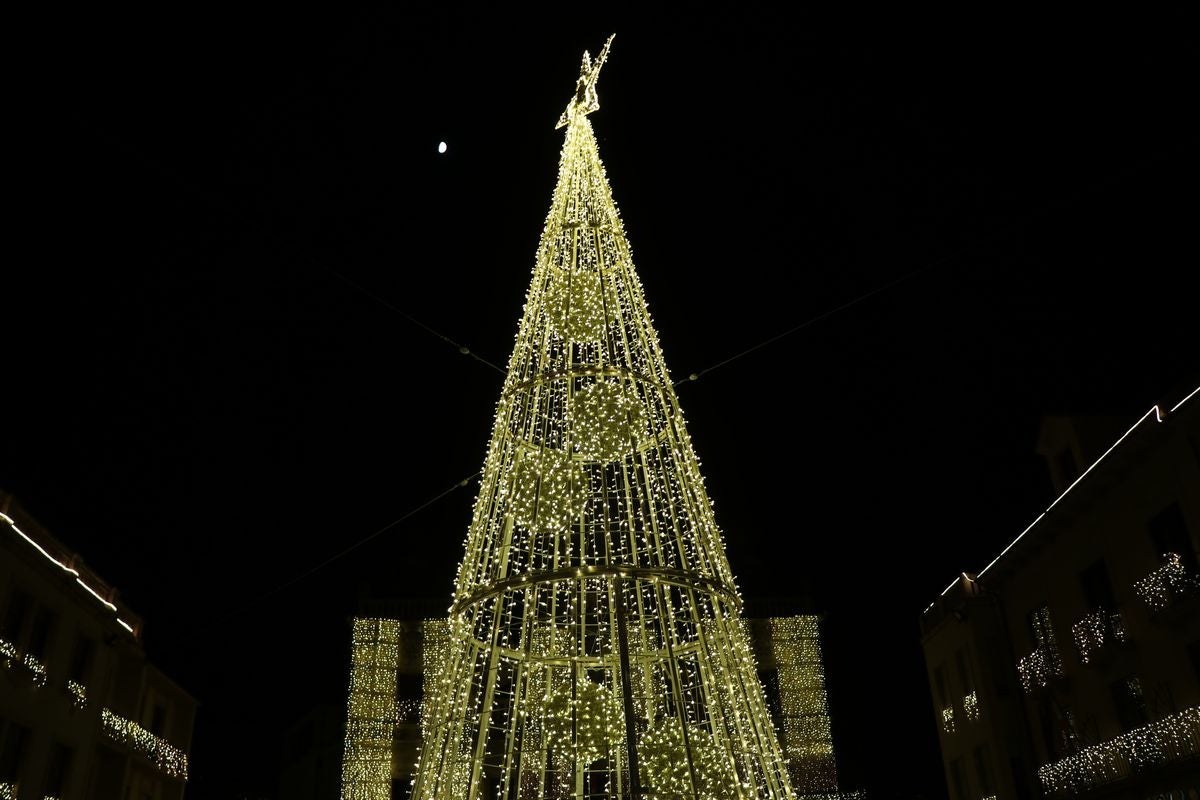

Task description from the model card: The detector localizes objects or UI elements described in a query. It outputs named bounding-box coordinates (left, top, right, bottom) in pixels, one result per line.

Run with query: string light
left=1036, top=707, right=1200, bottom=794
left=409, top=37, right=795, bottom=799
left=1070, top=609, right=1127, bottom=665
left=340, top=618, right=401, bottom=800
left=1134, top=553, right=1200, bottom=611
left=100, top=708, right=188, bottom=780
left=0, top=783, right=14, bottom=800
left=68, top=679, right=88, bottom=710
left=963, top=691, right=980, bottom=722
left=769, top=617, right=839, bottom=791
left=1017, top=609, right=1063, bottom=694
left=0, top=636, right=47, bottom=687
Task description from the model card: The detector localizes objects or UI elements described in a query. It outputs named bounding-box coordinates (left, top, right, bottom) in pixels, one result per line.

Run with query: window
left=973, top=745, right=996, bottom=796
left=1027, top=605, right=1055, bottom=648
left=150, top=702, right=167, bottom=737
left=69, top=635, right=94, bottom=684
left=0, top=720, right=29, bottom=782
left=933, top=665, right=949, bottom=706
left=949, top=757, right=967, bottom=800
left=1150, top=502, right=1198, bottom=571
left=1036, top=697, right=1078, bottom=759
left=26, top=606, right=56, bottom=660
left=44, top=741, right=73, bottom=797
left=0, top=590, right=32, bottom=643
left=1080, top=558, right=1117, bottom=610
left=955, top=647, right=975, bottom=694
left=1110, top=675, right=1149, bottom=732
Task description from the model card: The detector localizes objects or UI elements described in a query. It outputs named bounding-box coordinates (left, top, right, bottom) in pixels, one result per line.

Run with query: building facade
left=0, top=490, right=195, bottom=800
left=338, top=603, right=861, bottom=800
left=920, top=387, right=1200, bottom=799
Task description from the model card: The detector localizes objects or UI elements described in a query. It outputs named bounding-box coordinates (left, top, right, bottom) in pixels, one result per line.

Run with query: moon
left=438, top=141, right=447, bottom=154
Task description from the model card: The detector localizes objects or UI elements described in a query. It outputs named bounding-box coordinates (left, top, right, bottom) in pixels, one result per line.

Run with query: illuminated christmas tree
left=411, top=37, right=795, bottom=800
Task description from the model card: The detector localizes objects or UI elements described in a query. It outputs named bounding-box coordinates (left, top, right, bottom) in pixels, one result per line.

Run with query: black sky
left=6, top=8, right=1197, bottom=798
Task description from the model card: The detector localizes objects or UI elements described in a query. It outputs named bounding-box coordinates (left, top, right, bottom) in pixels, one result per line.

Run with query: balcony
left=0, top=636, right=47, bottom=688
left=1135, top=554, right=1200, bottom=618
left=1037, top=706, right=1200, bottom=795
left=1071, top=609, right=1129, bottom=666
left=101, top=708, right=189, bottom=781
left=1018, top=643, right=1064, bottom=694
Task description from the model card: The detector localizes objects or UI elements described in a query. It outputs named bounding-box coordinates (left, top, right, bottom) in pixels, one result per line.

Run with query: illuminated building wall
left=341, top=618, right=403, bottom=800
left=0, top=490, right=196, bottom=800
left=920, top=388, right=1200, bottom=800
left=340, top=612, right=861, bottom=799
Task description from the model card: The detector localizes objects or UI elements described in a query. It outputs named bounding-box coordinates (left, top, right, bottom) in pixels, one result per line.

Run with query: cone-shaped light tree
left=411, top=37, right=795, bottom=800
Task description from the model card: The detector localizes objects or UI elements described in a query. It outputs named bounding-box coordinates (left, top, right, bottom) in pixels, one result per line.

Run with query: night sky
left=7, top=9, right=1197, bottom=799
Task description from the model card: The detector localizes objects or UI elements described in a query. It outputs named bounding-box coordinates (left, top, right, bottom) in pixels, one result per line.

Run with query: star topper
left=555, top=34, right=615, bottom=130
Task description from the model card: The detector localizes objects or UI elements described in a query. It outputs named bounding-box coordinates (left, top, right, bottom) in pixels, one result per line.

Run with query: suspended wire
left=673, top=247, right=968, bottom=388
left=63, top=110, right=506, bottom=376
left=671, top=140, right=1184, bottom=389
left=66, top=99, right=1184, bottom=626
left=214, top=472, right=479, bottom=623
left=320, top=262, right=505, bottom=374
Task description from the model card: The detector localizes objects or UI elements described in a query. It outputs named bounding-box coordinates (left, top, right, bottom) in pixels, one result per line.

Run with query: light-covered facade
left=920, top=387, right=1200, bottom=799
left=339, top=611, right=861, bottom=800
left=0, top=490, right=195, bottom=800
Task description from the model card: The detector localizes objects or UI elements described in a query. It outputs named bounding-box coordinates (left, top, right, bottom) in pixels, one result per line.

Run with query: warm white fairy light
left=768, top=616, right=839, bottom=792
left=0, top=783, right=14, bottom=800
left=68, top=678, right=87, bottom=709
left=100, top=708, right=188, bottom=780
left=340, top=618, right=401, bottom=800
left=1036, top=706, right=1200, bottom=794
left=0, top=635, right=47, bottom=687
left=397, top=697, right=421, bottom=724
left=541, top=676, right=625, bottom=764
left=1070, top=609, right=1127, bottom=665
left=1017, top=609, right=1063, bottom=694
left=1134, top=553, right=1200, bottom=611
left=963, top=691, right=980, bottom=722
left=409, top=37, right=795, bottom=800
left=940, top=705, right=956, bottom=734
left=1017, top=643, right=1063, bottom=694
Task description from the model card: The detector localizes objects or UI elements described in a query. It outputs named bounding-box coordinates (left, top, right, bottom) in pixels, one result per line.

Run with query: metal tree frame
left=411, top=37, right=795, bottom=800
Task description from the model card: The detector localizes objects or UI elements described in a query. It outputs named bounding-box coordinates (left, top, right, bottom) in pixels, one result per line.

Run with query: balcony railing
left=101, top=708, right=189, bottom=781
left=1071, top=609, right=1128, bottom=665
left=1037, top=706, right=1200, bottom=795
left=0, top=636, right=47, bottom=688
left=1018, top=643, right=1064, bottom=694
left=1135, top=553, right=1200, bottom=612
